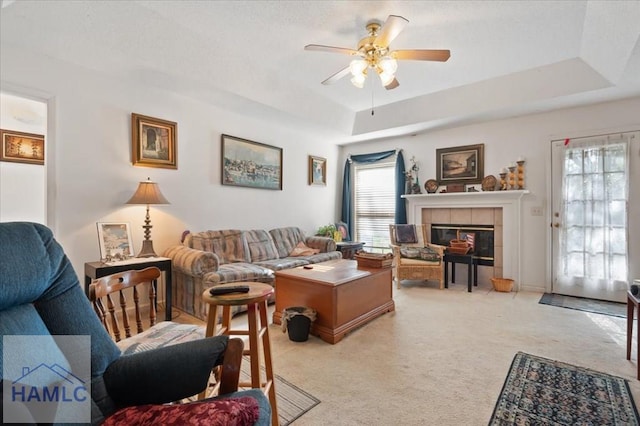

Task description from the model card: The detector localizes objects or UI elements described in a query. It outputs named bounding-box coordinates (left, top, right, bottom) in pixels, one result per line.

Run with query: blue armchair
left=0, top=222, right=270, bottom=425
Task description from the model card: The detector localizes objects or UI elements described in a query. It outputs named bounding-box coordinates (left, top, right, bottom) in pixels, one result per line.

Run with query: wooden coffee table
left=273, top=259, right=394, bottom=344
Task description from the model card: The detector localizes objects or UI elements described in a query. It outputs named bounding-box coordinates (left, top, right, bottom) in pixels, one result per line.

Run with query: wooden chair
left=89, top=267, right=241, bottom=396
left=389, top=224, right=445, bottom=289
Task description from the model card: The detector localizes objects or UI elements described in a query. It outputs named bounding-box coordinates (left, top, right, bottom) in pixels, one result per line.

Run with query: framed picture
left=96, top=222, right=134, bottom=261
left=436, top=143, right=484, bottom=185
left=0, top=129, right=45, bottom=165
left=221, top=134, right=282, bottom=190
left=131, top=113, right=177, bottom=169
left=309, top=155, right=326, bottom=186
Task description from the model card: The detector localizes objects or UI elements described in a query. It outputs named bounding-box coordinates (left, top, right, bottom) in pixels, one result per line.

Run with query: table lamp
left=126, top=177, right=170, bottom=257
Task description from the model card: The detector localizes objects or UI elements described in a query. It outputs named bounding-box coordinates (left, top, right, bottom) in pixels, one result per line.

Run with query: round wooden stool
left=202, top=282, right=279, bottom=425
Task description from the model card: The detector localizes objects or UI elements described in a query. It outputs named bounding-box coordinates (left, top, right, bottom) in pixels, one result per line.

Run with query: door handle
left=553, top=223, right=561, bottom=228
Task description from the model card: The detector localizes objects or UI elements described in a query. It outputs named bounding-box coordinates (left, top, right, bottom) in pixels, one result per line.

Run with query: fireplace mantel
left=402, top=190, right=529, bottom=290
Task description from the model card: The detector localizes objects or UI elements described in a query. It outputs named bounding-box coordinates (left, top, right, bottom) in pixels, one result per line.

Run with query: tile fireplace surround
left=402, top=190, right=529, bottom=291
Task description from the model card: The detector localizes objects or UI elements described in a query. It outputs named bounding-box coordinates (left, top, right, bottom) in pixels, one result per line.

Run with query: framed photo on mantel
left=436, top=143, right=484, bottom=185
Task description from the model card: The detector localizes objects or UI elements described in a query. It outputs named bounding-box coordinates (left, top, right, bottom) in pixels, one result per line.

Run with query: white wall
left=339, top=97, right=640, bottom=292
left=0, top=93, right=47, bottom=223
left=0, top=47, right=340, bottom=278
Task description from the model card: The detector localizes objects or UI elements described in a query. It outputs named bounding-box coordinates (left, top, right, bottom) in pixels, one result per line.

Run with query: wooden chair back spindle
left=89, top=267, right=161, bottom=342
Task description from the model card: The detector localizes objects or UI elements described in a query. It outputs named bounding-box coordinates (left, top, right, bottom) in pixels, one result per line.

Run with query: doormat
left=489, top=352, right=639, bottom=425
left=539, top=292, right=626, bottom=318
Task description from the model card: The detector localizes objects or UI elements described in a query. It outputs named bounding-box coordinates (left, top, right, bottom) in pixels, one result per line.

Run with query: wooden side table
left=84, top=257, right=172, bottom=321
left=202, top=282, right=279, bottom=425
left=443, top=252, right=478, bottom=292
left=627, top=290, right=640, bottom=380
left=336, top=241, right=365, bottom=260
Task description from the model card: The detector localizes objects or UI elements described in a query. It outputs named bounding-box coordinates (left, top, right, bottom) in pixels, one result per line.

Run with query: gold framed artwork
left=131, top=113, right=177, bottom=169
left=0, top=129, right=45, bottom=165
left=221, top=134, right=283, bottom=190
left=436, top=143, right=484, bottom=185
left=309, top=155, right=326, bottom=186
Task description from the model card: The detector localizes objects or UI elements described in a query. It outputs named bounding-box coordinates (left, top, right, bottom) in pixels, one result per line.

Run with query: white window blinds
left=354, top=161, right=395, bottom=253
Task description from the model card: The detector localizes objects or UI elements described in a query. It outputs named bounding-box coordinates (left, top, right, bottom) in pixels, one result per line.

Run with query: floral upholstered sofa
left=164, top=227, right=342, bottom=321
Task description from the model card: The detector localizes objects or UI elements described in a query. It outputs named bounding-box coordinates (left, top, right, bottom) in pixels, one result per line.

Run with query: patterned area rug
left=240, top=358, right=320, bottom=426
left=539, top=292, right=626, bottom=318
left=489, top=352, right=639, bottom=425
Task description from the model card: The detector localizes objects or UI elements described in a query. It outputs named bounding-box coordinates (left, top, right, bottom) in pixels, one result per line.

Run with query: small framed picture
left=97, top=222, right=134, bottom=261
left=131, top=113, right=177, bottom=169
left=0, top=129, right=45, bottom=165
left=309, top=155, right=326, bottom=186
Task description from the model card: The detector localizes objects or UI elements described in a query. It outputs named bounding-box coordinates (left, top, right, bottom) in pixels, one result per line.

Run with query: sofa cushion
left=253, top=258, right=310, bottom=271
left=191, top=230, right=250, bottom=264
left=243, top=230, right=279, bottom=262
left=203, top=264, right=274, bottom=285
left=295, top=251, right=343, bottom=264
left=102, top=395, right=260, bottom=426
left=116, top=322, right=205, bottom=356
left=269, top=227, right=307, bottom=258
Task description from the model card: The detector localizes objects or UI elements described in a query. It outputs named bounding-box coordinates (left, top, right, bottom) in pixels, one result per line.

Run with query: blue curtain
left=341, top=149, right=407, bottom=239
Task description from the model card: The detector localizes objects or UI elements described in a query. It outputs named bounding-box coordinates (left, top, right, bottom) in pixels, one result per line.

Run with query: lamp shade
left=126, top=178, right=170, bottom=205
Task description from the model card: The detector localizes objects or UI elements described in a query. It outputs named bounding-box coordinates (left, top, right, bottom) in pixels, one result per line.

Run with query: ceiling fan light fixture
left=349, top=59, right=368, bottom=76
left=378, top=56, right=398, bottom=74
left=378, top=71, right=395, bottom=87
left=351, top=73, right=366, bottom=88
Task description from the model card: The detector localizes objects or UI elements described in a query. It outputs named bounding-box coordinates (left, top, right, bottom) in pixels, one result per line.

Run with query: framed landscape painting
left=97, top=222, right=134, bottom=261
left=436, top=143, right=484, bottom=185
left=309, top=155, right=326, bottom=186
left=221, top=134, right=282, bottom=190
left=0, top=129, right=45, bottom=165
left=131, top=113, right=177, bottom=169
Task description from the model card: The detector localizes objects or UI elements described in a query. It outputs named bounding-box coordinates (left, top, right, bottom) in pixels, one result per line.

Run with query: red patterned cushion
left=103, top=396, right=259, bottom=426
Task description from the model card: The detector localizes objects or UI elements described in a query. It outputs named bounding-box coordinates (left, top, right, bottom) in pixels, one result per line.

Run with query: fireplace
left=431, top=224, right=494, bottom=266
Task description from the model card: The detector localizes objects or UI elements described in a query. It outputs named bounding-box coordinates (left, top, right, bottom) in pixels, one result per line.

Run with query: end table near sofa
left=84, top=257, right=173, bottom=321
left=336, top=241, right=365, bottom=260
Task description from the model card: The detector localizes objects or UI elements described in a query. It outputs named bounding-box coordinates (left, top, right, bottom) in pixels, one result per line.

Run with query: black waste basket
left=282, top=306, right=316, bottom=342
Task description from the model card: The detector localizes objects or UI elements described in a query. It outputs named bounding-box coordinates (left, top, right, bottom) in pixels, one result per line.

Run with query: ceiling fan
left=305, top=15, right=450, bottom=90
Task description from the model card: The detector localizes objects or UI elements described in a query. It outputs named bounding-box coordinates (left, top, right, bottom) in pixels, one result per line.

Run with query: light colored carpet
left=174, top=276, right=640, bottom=425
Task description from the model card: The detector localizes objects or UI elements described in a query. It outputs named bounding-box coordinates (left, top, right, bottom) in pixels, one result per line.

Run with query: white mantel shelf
left=403, top=190, right=530, bottom=291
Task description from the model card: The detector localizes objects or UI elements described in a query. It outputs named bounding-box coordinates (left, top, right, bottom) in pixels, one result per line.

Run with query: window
left=354, top=160, right=395, bottom=253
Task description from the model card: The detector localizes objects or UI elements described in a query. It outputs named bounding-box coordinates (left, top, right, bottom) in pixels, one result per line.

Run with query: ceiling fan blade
left=305, top=44, right=358, bottom=56
left=384, top=78, right=399, bottom=90
left=321, top=66, right=351, bottom=85
left=392, top=49, right=451, bottom=62
left=375, top=15, right=409, bottom=48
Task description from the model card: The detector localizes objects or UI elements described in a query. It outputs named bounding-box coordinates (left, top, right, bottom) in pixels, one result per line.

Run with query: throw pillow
left=400, top=246, right=440, bottom=261
left=289, top=241, right=320, bottom=257
left=102, top=396, right=259, bottom=426
left=394, top=225, right=418, bottom=244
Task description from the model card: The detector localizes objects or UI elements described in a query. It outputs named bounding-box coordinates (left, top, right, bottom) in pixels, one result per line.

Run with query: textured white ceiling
left=1, top=0, right=639, bottom=144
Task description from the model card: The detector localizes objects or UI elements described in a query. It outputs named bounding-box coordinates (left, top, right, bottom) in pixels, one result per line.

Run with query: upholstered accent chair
left=0, top=222, right=270, bottom=425
left=389, top=224, right=445, bottom=289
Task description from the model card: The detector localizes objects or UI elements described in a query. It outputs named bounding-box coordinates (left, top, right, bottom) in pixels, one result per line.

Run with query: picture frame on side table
left=436, top=143, right=484, bottom=185
left=309, top=155, right=326, bottom=186
left=96, top=222, right=134, bottom=262
left=0, top=129, right=45, bottom=165
left=131, top=113, right=177, bottom=169
left=221, top=134, right=283, bottom=190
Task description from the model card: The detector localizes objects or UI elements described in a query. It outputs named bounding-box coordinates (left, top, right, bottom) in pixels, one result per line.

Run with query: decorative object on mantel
left=507, top=164, right=517, bottom=190
left=467, top=186, right=479, bottom=192
left=446, top=183, right=465, bottom=193
left=516, top=158, right=526, bottom=189
left=436, top=143, right=484, bottom=185
left=498, top=171, right=508, bottom=190
left=481, top=175, right=497, bottom=191
left=126, top=177, right=170, bottom=257
left=409, top=156, right=422, bottom=194
left=404, top=170, right=413, bottom=195
left=425, top=179, right=439, bottom=193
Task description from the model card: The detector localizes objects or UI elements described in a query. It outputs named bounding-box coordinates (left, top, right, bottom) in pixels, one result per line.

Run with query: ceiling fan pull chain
left=371, top=83, right=375, bottom=116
